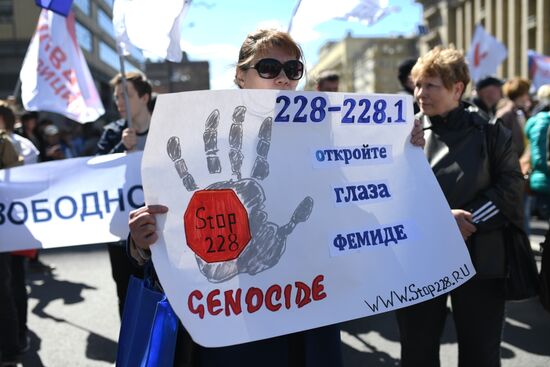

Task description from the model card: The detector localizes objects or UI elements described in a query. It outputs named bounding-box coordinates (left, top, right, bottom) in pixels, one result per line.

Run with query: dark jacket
left=471, top=97, right=495, bottom=119
left=421, top=103, right=524, bottom=278
left=96, top=119, right=128, bottom=155
left=496, top=100, right=527, bottom=158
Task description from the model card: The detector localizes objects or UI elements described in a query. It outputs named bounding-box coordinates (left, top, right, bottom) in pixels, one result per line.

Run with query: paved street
left=18, top=221, right=550, bottom=366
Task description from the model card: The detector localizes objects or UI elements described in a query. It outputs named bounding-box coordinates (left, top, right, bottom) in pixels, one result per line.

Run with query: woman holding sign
left=129, top=28, right=426, bottom=366
left=396, top=46, right=525, bottom=367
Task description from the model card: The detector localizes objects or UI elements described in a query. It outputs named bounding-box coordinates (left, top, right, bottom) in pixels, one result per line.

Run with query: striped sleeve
left=471, top=201, right=500, bottom=224
left=467, top=198, right=507, bottom=231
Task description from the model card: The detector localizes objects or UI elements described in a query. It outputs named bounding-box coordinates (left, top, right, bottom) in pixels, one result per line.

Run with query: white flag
left=466, top=24, right=507, bottom=82
left=528, top=50, right=550, bottom=90
left=20, top=10, right=104, bottom=123
left=113, top=0, right=191, bottom=62
left=289, top=0, right=399, bottom=42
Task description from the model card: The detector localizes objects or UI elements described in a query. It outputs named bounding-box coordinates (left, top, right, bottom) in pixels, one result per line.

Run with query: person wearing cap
left=41, top=123, right=75, bottom=161
left=315, top=70, right=340, bottom=92
left=472, top=76, right=503, bottom=119
left=397, top=58, right=420, bottom=114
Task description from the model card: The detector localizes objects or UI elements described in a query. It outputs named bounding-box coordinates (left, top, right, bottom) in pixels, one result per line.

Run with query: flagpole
left=117, top=52, right=132, bottom=129
left=287, top=0, right=302, bottom=33
left=11, top=78, right=21, bottom=102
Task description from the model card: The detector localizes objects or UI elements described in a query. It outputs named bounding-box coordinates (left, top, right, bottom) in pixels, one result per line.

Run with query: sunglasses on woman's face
left=252, top=58, right=304, bottom=80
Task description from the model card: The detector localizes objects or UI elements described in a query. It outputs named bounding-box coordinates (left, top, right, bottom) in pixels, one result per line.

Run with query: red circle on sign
left=184, top=189, right=251, bottom=263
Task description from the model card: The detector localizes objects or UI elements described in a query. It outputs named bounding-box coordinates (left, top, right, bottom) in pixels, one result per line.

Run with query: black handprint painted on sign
left=167, top=106, right=314, bottom=283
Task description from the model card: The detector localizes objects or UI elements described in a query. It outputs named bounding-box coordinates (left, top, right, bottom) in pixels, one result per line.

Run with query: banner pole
left=117, top=52, right=133, bottom=129
left=11, top=78, right=21, bottom=102
left=287, top=0, right=302, bottom=33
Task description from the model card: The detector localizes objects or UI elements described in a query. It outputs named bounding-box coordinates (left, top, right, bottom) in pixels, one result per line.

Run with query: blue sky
left=179, top=0, right=423, bottom=89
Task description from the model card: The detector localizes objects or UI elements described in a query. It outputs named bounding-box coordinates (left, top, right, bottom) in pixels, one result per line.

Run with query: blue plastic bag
left=116, top=275, right=178, bottom=367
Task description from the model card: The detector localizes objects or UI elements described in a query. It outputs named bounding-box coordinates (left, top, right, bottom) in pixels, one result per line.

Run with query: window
left=103, top=0, right=114, bottom=8
left=97, top=8, right=114, bottom=37
left=99, top=41, right=139, bottom=72
left=73, top=0, right=90, bottom=15
left=99, top=41, right=119, bottom=70
left=75, top=22, right=92, bottom=52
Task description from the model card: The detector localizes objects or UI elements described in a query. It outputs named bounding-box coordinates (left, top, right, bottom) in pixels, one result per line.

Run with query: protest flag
left=466, top=24, right=507, bottom=82
left=19, top=10, right=105, bottom=123
left=288, top=0, right=399, bottom=41
left=35, top=0, right=73, bottom=17
left=113, top=0, right=192, bottom=62
left=528, top=50, right=550, bottom=90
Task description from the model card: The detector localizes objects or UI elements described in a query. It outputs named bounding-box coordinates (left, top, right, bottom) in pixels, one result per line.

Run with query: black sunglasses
left=251, top=58, right=304, bottom=81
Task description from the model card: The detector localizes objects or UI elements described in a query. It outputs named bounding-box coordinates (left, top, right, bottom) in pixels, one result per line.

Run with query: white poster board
left=0, top=153, right=143, bottom=251
left=142, top=89, right=474, bottom=347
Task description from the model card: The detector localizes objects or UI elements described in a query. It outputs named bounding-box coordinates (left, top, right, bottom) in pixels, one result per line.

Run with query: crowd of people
left=1, top=27, right=549, bottom=367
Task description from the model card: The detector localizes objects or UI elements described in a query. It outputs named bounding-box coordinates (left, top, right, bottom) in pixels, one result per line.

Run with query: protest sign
left=142, top=89, right=475, bottom=347
left=0, top=152, right=142, bottom=252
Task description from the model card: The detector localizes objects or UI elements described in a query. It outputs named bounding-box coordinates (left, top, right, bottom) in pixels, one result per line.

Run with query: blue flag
left=35, top=0, right=73, bottom=17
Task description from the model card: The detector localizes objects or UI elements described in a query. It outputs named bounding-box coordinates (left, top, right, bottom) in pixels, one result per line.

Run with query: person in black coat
left=471, top=76, right=503, bottom=119
left=395, top=46, right=524, bottom=367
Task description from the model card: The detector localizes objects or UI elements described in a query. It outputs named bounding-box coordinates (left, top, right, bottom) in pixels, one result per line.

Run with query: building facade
left=0, top=0, right=143, bottom=118
left=416, top=0, right=550, bottom=79
left=0, top=0, right=209, bottom=121
left=146, top=52, right=210, bottom=94
left=307, top=34, right=418, bottom=93
left=353, top=37, right=419, bottom=93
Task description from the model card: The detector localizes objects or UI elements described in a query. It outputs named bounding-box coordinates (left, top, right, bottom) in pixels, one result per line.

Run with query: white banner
left=289, top=0, right=398, bottom=42
left=143, top=90, right=475, bottom=347
left=466, top=24, right=507, bottom=82
left=113, top=0, right=191, bottom=62
left=528, top=50, right=550, bottom=90
left=20, top=10, right=105, bottom=123
left=0, top=153, right=143, bottom=252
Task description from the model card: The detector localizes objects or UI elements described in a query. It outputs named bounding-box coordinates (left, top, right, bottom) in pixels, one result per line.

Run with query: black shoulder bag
left=539, top=231, right=550, bottom=311
left=470, top=108, right=540, bottom=300
left=503, top=225, right=540, bottom=300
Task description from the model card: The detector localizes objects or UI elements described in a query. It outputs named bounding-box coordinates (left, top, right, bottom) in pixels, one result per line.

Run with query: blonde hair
left=234, top=29, right=303, bottom=87
left=502, top=77, right=531, bottom=100
left=536, top=84, right=550, bottom=102
left=411, top=46, right=470, bottom=90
